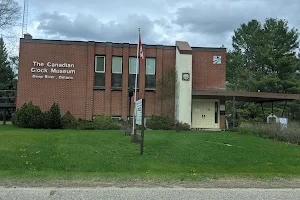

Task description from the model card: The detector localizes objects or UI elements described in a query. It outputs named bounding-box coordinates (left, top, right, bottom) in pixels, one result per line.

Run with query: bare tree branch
left=0, top=0, right=21, bottom=30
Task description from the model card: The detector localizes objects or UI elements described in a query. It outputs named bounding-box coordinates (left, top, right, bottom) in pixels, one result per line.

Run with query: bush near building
left=236, top=122, right=300, bottom=145
left=175, top=121, right=191, bottom=131
left=146, top=114, right=174, bottom=130
left=12, top=102, right=122, bottom=130
left=61, top=111, right=79, bottom=129
left=43, top=103, right=62, bottom=129
left=12, top=102, right=192, bottom=131
left=11, top=102, right=44, bottom=129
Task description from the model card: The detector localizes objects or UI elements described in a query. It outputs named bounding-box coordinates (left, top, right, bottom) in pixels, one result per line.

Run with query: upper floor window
left=145, top=58, right=156, bottom=89
left=129, top=57, right=139, bottom=74
left=112, top=56, right=122, bottom=73
left=146, top=58, right=156, bottom=75
left=94, top=56, right=105, bottom=88
left=95, top=56, right=105, bottom=73
left=128, top=57, right=139, bottom=88
left=112, top=56, right=123, bottom=88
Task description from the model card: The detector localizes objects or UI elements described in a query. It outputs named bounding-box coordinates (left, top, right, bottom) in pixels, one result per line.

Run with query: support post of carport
left=260, top=103, right=266, bottom=118
left=272, top=102, right=274, bottom=114
left=233, top=96, right=236, bottom=128
left=281, top=101, right=287, bottom=117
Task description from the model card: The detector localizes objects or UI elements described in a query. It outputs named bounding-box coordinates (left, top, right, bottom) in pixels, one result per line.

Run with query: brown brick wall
left=220, top=115, right=226, bottom=130
left=17, top=39, right=226, bottom=128
left=17, top=41, right=89, bottom=119
left=85, top=42, right=96, bottom=120
left=93, top=90, right=105, bottom=116
left=145, top=91, right=155, bottom=116
left=111, top=91, right=122, bottom=116
left=192, top=51, right=226, bottom=89
left=161, top=49, right=176, bottom=118
left=121, top=45, right=129, bottom=119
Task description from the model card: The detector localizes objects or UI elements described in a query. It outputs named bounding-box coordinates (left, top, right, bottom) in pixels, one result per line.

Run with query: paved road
left=1, top=187, right=300, bottom=200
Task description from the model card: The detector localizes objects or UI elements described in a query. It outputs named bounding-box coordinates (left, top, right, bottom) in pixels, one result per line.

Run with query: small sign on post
left=279, top=117, right=288, bottom=129
left=135, top=98, right=145, bottom=155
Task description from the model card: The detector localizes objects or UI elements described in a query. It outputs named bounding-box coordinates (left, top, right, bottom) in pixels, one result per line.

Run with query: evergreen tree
left=226, top=18, right=300, bottom=122
left=0, top=37, right=16, bottom=90
left=228, top=18, right=300, bottom=93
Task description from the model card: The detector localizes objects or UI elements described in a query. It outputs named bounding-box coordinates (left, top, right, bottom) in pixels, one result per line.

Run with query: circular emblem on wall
left=182, top=73, right=190, bottom=81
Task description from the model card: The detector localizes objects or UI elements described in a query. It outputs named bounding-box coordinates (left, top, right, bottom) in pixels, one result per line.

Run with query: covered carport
left=192, top=89, right=300, bottom=129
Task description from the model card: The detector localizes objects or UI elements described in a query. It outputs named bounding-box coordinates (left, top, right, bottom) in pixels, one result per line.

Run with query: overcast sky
left=4, top=0, right=300, bottom=54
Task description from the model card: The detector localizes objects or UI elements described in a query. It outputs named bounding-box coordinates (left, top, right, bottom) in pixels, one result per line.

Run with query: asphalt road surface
left=1, top=187, right=300, bottom=200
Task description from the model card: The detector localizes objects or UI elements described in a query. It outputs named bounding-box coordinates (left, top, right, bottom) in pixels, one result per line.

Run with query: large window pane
left=112, top=56, right=122, bottom=73
left=129, top=57, right=138, bottom=74
left=95, top=56, right=105, bottom=72
left=146, top=58, right=156, bottom=75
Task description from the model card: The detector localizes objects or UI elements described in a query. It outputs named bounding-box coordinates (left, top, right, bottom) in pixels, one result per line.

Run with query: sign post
left=135, top=98, right=145, bottom=155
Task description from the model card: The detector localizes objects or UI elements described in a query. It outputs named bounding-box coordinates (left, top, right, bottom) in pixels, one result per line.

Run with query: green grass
left=0, top=125, right=300, bottom=181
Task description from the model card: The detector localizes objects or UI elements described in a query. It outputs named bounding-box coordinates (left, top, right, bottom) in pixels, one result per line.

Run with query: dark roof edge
left=20, top=38, right=176, bottom=49
left=20, top=38, right=226, bottom=51
left=192, top=47, right=227, bottom=52
left=192, top=89, right=300, bottom=101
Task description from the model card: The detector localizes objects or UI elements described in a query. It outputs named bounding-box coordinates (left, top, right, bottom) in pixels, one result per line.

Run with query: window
left=128, top=57, right=139, bottom=88
left=112, top=56, right=122, bottom=73
left=146, top=58, right=156, bottom=75
left=94, top=56, right=105, bottom=88
left=215, top=102, right=218, bottom=123
left=145, top=58, right=156, bottom=89
left=112, top=56, right=123, bottom=88
left=112, top=116, right=122, bottom=121
left=95, top=56, right=105, bottom=72
left=129, top=57, right=138, bottom=74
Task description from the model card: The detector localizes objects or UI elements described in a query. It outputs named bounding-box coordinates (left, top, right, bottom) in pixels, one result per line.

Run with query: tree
left=227, top=18, right=300, bottom=122
left=229, top=18, right=300, bottom=93
left=0, top=0, right=21, bottom=30
left=0, top=37, right=16, bottom=90
left=157, top=68, right=177, bottom=119
left=9, top=55, right=18, bottom=75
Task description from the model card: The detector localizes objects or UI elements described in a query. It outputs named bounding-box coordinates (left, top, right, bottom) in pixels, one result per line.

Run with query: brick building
left=16, top=33, right=228, bottom=130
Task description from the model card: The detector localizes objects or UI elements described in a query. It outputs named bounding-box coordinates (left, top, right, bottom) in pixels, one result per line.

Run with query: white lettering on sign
left=51, top=68, right=76, bottom=74
left=31, top=68, right=48, bottom=73
left=31, top=61, right=76, bottom=80
left=44, top=75, right=55, bottom=79
left=32, top=75, right=44, bottom=79
left=59, top=76, right=74, bottom=80
left=33, top=61, right=44, bottom=67
left=135, top=99, right=143, bottom=125
left=47, top=62, right=75, bottom=68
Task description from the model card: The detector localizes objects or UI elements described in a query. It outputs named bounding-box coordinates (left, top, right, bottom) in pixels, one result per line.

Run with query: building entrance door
left=192, top=100, right=219, bottom=129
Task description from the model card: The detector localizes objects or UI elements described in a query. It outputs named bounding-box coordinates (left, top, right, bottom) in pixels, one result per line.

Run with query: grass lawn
left=0, top=125, right=300, bottom=182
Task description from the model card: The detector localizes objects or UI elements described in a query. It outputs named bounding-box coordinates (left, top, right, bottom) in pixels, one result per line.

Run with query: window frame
left=112, top=56, right=123, bottom=74
left=95, top=55, right=106, bottom=73
left=146, top=57, right=156, bottom=75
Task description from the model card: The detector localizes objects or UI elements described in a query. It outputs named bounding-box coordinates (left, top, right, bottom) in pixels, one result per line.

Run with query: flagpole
left=132, top=28, right=140, bottom=135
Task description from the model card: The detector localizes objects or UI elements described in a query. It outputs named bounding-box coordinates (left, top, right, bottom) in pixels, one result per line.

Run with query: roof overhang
left=192, top=89, right=300, bottom=103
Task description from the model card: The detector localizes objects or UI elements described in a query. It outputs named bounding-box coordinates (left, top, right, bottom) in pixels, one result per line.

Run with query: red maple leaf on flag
left=139, top=33, right=144, bottom=64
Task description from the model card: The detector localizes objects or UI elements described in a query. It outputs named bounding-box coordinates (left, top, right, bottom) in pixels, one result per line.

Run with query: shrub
left=12, top=102, right=44, bottom=129
left=77, top=120, right=98, bottom=130
left=43, top=103, right=62, bottom=129
left=61, top=111, right=78, bottom=129
left=146, top=114, right=174, bottom=130
left=237, top=122, right=300, bottom=145
left=175, top=121, right=190, bottom=131
left=93, top=115, right=122, bottom=130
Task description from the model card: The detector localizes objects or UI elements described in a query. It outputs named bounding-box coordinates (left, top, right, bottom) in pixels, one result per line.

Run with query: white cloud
left=2, top=0, right=299, bottom=56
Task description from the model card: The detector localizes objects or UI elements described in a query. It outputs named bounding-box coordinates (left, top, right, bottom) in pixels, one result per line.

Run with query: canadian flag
left=138, top=32, right=144, bottom=64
